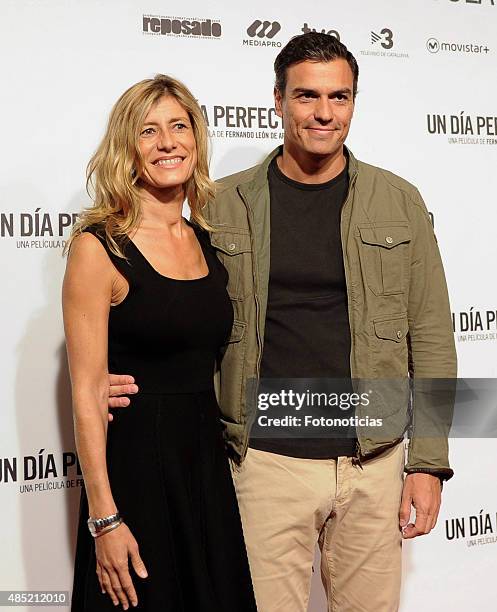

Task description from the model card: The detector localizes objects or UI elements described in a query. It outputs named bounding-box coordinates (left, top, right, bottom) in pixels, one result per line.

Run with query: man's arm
left=405, top=188, right=456, bottom=475
left=399, top=188, right=457, bottom=537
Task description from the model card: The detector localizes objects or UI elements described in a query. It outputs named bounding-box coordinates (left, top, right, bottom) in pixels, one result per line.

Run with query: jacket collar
left=240, top=144, right=359, bottom=194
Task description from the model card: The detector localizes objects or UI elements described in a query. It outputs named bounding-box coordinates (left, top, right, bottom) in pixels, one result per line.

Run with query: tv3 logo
left=371, top=28, right=394, bottom=49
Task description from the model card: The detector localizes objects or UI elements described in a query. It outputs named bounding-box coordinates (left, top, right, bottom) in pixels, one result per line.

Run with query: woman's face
left=137, top=94, right=197, bottom=195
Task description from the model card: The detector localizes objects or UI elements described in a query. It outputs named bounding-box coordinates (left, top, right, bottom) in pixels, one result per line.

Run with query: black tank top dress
left=71, top=222, right=257, bottom=612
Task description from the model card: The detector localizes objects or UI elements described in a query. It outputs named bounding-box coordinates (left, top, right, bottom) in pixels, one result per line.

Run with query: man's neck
left=277, top=145, right=346, bottom=184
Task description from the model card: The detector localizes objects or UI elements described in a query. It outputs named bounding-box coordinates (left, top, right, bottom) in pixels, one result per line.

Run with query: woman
left=63, top=75, right=257, bottom=611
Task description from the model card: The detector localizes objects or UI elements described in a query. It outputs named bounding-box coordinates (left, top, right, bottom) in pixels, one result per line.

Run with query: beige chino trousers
left=232, top=442, right=405, bottom=612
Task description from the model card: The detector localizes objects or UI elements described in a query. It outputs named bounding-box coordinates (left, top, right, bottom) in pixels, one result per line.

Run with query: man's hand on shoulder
left=399, top=473, right=442, bottom=539
left=107, top=374, right=138, bottom=422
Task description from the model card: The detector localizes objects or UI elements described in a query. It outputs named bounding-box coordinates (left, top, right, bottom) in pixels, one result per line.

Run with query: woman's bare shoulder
left=64, top=232, right=115, bottom=290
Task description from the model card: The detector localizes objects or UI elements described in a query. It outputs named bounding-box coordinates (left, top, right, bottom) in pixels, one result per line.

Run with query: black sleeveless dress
left=71, top=222, right=257, bottom=611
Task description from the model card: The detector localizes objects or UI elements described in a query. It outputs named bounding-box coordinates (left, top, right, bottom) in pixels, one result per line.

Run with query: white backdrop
left=1, top=0, right=496, bottom=610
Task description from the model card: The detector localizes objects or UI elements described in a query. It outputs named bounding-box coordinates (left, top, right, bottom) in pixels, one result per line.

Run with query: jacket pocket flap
left=359, top=226, right=411, bottom=249
left=211, top=232, right=252, bottom=255
left=228, top=320, right=246, bottom=343
left=373, top=317, right=409, bottom=342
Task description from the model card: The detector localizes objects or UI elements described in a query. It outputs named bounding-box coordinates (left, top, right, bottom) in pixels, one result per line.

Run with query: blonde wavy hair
left=66, top=74, right=215, bottom=256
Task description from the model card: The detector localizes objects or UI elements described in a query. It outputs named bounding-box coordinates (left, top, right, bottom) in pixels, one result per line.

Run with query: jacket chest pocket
left=357, top=223, right=411, bottom=296
left=210, top=230, right=253, bottom=301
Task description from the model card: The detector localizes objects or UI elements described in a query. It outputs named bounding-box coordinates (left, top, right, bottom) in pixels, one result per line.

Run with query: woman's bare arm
left=62, top=232, right=116, bottom=517
left=63, top=233, right=147, bottom=609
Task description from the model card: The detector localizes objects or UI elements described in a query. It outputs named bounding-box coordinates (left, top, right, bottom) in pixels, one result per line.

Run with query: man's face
left=275, top=59, right=355, bottom=160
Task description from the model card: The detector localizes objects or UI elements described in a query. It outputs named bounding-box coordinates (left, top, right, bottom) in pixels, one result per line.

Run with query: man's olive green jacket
left=203, top=146, right=456, bottom=479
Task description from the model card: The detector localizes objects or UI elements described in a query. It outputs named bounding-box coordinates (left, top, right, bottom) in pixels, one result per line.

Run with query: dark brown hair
left=274, top=32, right=359, bottom=98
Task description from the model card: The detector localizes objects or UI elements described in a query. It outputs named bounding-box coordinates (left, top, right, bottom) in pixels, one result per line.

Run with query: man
left=109, top=33, right=456, bottom=611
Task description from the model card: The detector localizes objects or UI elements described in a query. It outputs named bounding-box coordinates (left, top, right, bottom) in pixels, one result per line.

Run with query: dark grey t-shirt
left=249, top=156, right=357, bottom=459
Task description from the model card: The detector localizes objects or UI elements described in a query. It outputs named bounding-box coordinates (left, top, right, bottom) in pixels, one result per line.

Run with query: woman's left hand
left=95, top=522, right=148, bottom=609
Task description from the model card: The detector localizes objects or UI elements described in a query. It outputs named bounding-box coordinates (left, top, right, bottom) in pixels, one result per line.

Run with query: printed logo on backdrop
left=426, top=37, right=490, bottom=54
left=200, top=104, right=284, bottom=141
left=243, top=20, right=281, bottom=48
left=371, top=28, right=394, bottom=50
left=301, top=23, right=340, bottom=40
left=445, top=510, right=497, bottom=547
left=0, top=450, right=82, bottom=494
left=0, top=210, right=78, bottom=249
left=427, top=113, right=497, bottom=145
left=142, top=15, right=222, bottom=39
left=360, top=27, right=409, bottom=59
left=452, top=308, right=497, bottom=342
left=436, top=0, right=495, bottom=6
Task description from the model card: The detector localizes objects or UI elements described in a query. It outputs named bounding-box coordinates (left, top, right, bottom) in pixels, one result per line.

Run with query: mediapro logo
left=246, top=20, right=281, bottom=39
left=243, top=19, right=282, bottom=48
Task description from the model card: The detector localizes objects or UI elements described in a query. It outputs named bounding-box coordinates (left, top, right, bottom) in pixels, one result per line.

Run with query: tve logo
left=301, top=22, right=340, bottom=40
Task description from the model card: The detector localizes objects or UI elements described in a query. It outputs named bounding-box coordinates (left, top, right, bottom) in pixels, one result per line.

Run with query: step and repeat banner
left=1, top=0, right=496, bottom=610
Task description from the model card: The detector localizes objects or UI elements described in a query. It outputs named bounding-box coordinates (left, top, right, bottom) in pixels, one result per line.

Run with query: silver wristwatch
left=87, top=511, right=122, bottom=537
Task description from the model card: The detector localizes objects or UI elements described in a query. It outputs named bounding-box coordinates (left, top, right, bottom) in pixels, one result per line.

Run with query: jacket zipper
left=237, top=186, right=262, bottom=461
left=340, top=171, right=362, bottom=463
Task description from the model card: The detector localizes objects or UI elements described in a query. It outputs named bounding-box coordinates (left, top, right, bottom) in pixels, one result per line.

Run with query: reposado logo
left=142, top=15, right=222, bottom=39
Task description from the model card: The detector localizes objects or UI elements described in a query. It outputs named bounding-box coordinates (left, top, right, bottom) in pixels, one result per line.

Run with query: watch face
left=87, top=518, right=100, bottom=530
left=87, top=514, right=120, bottom=535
